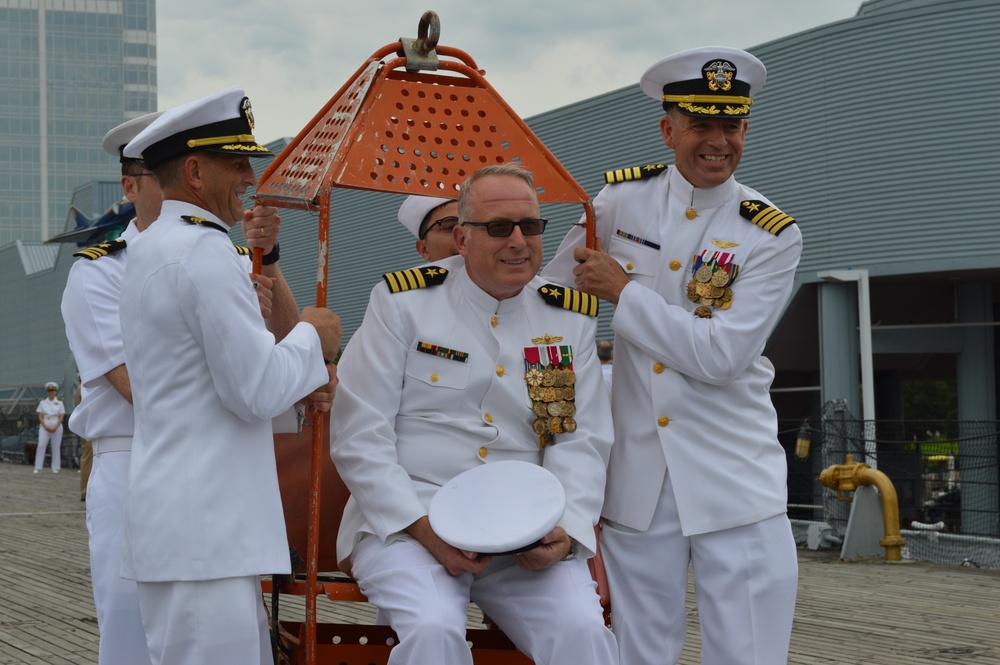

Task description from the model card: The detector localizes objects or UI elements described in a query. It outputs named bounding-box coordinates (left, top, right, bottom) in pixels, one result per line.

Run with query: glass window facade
left=0, top=1, right=157, bottom=246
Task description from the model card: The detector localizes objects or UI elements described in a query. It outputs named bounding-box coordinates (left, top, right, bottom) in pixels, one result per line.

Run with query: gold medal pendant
left=685, top=208, right=698, bottom=220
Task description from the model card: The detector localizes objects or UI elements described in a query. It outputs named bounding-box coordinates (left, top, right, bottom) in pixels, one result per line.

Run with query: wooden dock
left=1, top=460, right=998, bottom=664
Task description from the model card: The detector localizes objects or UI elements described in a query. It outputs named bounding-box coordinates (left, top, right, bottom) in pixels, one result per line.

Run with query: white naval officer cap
left=45, top=382, right=59, bottom=391
left=640, top=46, right=766, bottom=119
left=101, top=111, right=164, bottom=161
left=123, top=85, right=271, bottom=169
left=397, top=195, right=455, bottom=238
left=428, top=460, right=566, bottom=555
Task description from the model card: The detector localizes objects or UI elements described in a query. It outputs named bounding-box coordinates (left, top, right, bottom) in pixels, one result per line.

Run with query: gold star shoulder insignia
left=538, top=284, right=599, bottom=317
left=73, top=238, right=127, bottom=260
left=382, top=265, right=449, bottom=294
left=604, top=163, right=668, bottom=185
left=739, top=200, right=796, bottom=236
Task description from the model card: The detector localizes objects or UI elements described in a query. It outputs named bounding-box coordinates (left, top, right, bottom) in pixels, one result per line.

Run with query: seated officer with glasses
left=398, top=194, right=461, bottom=261
left=331, top=164, right=617, bottom=665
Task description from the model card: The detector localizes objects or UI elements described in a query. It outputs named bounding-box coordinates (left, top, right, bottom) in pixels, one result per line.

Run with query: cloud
left=156, top=0, right=864, bottom=141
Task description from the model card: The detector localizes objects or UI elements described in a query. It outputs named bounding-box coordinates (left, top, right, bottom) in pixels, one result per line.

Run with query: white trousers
left=351, top=535, right=618, bottom=665
left=86, top=444, right=152, bottom=665
left=35, top=425, right=62, bottom=471
left=136, top=576, right=271, bottom=665
left=600, top=473, right=798, bottom=665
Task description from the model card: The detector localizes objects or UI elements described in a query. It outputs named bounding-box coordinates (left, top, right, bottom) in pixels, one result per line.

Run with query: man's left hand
left=572, top=238, right=630, bottom=304
left=514, top=526, right=573, bottom=571
left=302, top=363, right=338, bottom=413
left=249, top=273, right=275, bottom=319
left=242, top=204, right=281, bottom=254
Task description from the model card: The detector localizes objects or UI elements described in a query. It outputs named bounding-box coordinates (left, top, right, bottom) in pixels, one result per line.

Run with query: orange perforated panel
left=256, top=47, right=590, bottom=210
left=255, top=60, right=382, bottom=210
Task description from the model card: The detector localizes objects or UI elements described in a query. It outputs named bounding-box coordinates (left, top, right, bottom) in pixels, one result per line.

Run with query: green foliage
left=903, top=380, right=958, bottom=423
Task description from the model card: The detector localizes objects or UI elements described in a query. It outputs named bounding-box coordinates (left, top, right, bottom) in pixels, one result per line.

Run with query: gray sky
left=158, top=0, right=865, bottom=143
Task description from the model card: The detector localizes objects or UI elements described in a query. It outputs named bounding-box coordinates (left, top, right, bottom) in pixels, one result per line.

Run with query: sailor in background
left=397, top=194, right=461, bottom=261
left=542, top=46, right=802, bottom=665
left=34, top=382, right=65, bottom=473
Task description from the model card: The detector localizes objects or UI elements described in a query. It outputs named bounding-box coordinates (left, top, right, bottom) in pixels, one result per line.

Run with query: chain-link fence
left=784, top=400, right=1000, bottom=568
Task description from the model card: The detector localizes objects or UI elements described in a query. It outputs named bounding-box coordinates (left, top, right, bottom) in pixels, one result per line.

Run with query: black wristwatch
left=261, top=243, right=280, bottom=266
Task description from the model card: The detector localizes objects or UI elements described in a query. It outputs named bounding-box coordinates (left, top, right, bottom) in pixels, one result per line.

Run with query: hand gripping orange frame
left=253, top=11, right=598, bottom=665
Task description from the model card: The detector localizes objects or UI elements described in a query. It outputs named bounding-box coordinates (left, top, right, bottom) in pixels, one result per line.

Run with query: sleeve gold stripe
left=739, top=200, right=796, bottom=236
left=382, top=266, right=449, bottom=293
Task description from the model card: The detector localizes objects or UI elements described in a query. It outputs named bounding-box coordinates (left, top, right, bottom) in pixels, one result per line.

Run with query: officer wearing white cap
left=118, top=86, right=341, bottom=665
left=542, top=46, right=801, bottom=665
left=331, top=164, right=617, bottom=665
left=397, top=194, right=461, bottom=261
left=63, top=101, right=311, bottom=664
left=60, top=111, right=160, bottom=665
left=34, top=382, right=65, bottom=473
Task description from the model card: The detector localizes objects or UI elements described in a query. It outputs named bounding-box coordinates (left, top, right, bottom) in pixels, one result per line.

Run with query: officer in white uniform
left=331, top=165, right=617, bottom=665
left=34, top=382, right=65, bottom=472
left=398, top=194, right=461, bottom=261
left=62, top=109, right=301, bottom=665
left=542, top=47, right=802, bottom=665
left=119, top=86, right=341, bottom=665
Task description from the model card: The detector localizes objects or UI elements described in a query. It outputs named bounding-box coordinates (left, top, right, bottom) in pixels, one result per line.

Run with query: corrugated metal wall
left=4, top=0, right=998, bottom=385
left=744, top=0, right=1000, bottom=280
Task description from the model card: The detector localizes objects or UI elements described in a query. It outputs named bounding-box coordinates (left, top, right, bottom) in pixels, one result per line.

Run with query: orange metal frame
left=253, top=12, right=597, bottom=665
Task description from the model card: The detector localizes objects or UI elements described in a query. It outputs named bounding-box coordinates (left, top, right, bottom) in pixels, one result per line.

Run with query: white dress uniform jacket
left=37, top=396, right=66, bottom=430
left=331, top=255, right=613, bottom=570
left=64, top=221, right=139, bottom=440
left=542, top=166, right=802, bottom=536
left=119, top=199, right=328, bottom=582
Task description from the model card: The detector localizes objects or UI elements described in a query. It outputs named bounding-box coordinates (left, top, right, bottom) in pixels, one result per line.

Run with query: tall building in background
left=0, top=0, right=156, bottom=246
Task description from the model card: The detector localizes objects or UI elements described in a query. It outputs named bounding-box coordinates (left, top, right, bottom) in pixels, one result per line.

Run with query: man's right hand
left=405, top=516, right=492, bottom=577
left=300, top=307, right=343, bottom=362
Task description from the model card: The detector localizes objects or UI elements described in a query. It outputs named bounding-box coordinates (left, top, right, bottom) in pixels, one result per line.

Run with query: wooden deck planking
left=1, top=461, right=998, bottom=664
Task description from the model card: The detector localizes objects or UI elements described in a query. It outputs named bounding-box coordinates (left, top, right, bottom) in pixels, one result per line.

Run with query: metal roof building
left=3, top=0, right=998, bottom=474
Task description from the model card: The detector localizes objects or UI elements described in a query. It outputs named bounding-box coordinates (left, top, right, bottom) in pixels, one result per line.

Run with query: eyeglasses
left=418, top=216, right=459, bottom=240
left=461, top=218, right=548, bottom=238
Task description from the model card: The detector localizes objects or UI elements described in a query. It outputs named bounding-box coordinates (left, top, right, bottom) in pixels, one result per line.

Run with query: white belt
left=93, top=436, right=132, bottom=455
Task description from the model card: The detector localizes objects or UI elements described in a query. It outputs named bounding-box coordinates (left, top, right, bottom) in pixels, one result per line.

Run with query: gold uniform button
left=653, top=362, right=665, bottom=374
left=478, top=447, right=488, bottom=458
left=490, top=316, right=498, bottom=328
left=496, top=365, right=505, bottom=377
left=658, top=416, right=670, bottom=427
left=430, top=373, right=439, bottom=382
left=669, top=259, right=682, bottom=271
left=484, top=413, right=494, bottom=423
left=626, top=262, right=635, bottom=271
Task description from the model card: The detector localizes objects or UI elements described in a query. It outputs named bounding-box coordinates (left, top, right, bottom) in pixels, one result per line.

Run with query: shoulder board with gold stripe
left=181, top=215, right=228, bottom=233
left=72, top=238, right=127, bottom=261
left=234, top=245, right=251, bottom=256
left=604, top=163, right=667, bottom=185
left=382, top=265, right=450, bottom=294
left=739, top=200, right=796, bottom=236
left=537, top=284, right=599, bottom=317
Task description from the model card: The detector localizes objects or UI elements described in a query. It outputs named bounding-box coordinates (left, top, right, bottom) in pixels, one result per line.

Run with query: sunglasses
left=461, top=218, right=548, bottom=238
left=418, top=216, right=459, bottom=240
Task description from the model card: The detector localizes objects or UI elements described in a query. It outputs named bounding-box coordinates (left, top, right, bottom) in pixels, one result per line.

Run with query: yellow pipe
left=817, top=454, right=906, bottom=562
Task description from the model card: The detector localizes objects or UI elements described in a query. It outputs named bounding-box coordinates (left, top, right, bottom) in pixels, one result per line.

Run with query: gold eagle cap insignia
left=710, top=239, right=740, bottom=249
